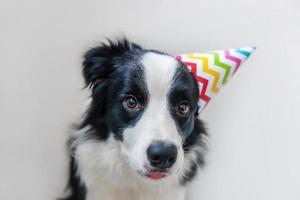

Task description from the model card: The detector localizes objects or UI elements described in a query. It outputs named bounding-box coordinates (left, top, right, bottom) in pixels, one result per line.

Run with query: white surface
left=0, top=0, right=299, bottom=199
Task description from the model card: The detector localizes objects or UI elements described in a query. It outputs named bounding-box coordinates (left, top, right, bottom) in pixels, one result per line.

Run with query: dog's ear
left=80, top=38, right=142, bottom=133
left=82, top=38, right=141, bottom=87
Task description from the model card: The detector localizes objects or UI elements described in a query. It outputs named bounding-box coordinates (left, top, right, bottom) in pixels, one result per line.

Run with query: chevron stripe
left=236, top=49, right=251, bottom=57
left=188, top=54, right=220, bottom=94
left=180, top=60, right=211, bottom=103
left=208, top=52, right=231, bottom=85
left=195, top=75, right=211, bottom=103
left=224, top=50, right=242, bottom=75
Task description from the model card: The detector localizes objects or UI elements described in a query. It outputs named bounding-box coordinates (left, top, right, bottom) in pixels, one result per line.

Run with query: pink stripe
left=224, top=50, right=241, bottom=75
left=175, top=55, right=182, bottom=60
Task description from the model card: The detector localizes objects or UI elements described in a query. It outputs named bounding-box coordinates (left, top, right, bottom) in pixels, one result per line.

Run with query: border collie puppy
left=63, top=38, right=207, bottom=200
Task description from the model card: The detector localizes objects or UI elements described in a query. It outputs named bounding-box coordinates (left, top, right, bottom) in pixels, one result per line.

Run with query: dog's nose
left=147, top=141, right=178, bottom=169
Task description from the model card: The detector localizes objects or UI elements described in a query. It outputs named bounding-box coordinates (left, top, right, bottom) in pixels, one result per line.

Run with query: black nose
left=147, top=141, right=178, bottom=169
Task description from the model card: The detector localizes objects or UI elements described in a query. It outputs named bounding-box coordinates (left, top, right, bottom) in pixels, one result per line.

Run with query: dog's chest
left=85, top=179, right=186, bottom=200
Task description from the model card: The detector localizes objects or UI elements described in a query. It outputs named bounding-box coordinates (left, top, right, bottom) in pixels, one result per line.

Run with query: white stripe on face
left=141, top=52, right=180, bottom=142
left=142, top=52, right=178, bottom=101
left=121, top=52, right=184, bottom=175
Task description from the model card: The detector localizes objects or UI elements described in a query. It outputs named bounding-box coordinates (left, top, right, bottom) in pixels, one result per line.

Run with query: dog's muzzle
left=144, top=141, right=177, bottom=179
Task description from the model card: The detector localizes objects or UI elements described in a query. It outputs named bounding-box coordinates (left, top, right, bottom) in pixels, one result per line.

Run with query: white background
left=0, top=0, right=299, bottom=200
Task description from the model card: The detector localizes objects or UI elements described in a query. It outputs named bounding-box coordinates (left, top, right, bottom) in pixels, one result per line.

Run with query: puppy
left=62, top=38, right=207, bottom=200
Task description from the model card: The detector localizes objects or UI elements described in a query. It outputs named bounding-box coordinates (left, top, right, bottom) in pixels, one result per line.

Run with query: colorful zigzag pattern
left=176, top=47, right=255, bottom=113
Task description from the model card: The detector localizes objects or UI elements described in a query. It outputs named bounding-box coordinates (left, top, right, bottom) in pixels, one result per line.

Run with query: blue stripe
left=236, top=49, right=251, bottom=57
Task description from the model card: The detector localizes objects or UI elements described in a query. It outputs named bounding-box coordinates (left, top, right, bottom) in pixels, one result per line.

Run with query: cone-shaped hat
left=176, top=47, right=256, bottom=113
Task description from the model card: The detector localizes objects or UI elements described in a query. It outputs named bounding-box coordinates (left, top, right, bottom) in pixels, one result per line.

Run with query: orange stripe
left=188, top=54, right=220, bottom=93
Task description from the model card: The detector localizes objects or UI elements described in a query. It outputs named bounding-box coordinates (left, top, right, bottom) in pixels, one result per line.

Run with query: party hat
left=176, top=47, right=255, bottom=113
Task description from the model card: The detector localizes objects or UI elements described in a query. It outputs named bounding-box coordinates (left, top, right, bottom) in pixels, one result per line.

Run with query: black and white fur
left=62, top=38, right=207, bottom=200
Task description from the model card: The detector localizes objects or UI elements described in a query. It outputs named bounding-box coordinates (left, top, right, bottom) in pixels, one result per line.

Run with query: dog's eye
left=123, top=96, right=140, bottom=111
left=177, top=102, right=190, bottom=116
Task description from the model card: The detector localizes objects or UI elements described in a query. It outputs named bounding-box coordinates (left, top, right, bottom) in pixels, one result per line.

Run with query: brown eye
left=123, top=96, right=140, bottom=111
left=177, top=102, right=190, bottom=116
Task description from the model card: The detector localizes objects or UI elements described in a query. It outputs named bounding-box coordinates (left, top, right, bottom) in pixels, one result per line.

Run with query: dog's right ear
left=80, top=38, right=142, bottom=133
left=82, top=38, right=141, bottom=87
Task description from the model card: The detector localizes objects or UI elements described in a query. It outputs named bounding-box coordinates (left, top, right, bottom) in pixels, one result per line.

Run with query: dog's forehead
left=141, top=52, right=179, bottom=96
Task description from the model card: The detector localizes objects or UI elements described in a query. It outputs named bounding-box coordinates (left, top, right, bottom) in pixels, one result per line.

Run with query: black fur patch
left=59, top=157, right=86, bottom=200
left=181, top=118, right=207, bottom=184
left=80, top=38, right=149, bottom=141
left=168, top=62, right=208, bottom=184
left=168, top=63, right=200, bottom=140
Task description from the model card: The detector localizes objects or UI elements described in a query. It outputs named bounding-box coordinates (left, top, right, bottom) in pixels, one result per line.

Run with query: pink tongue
left=148, top=172, right=163, bottom=180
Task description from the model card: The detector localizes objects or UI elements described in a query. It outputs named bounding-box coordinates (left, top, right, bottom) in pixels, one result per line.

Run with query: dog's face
left=82, top=39, right=202, bottom=182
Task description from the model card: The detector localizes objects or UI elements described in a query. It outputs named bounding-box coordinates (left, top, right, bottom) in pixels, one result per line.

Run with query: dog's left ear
left=82, top=38, right=141, bottom=88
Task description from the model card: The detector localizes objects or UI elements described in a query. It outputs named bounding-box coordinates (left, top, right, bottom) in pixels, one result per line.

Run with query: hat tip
left=244, top=46, right=256, bottom=52
left=240, top=46, right=256, bottom=56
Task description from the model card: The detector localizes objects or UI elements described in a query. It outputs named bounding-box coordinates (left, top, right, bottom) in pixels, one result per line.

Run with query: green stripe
left=236, top=49, right=251, bottom=57
left=208, top=52, right=231, bottom=85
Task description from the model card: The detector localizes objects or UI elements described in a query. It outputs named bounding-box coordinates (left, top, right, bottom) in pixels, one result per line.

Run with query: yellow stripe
left=188, top=54, right=220, bottom=93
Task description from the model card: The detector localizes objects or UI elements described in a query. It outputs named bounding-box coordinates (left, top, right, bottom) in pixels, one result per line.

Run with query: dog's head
left=81, top=39, right=206, bottom=182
